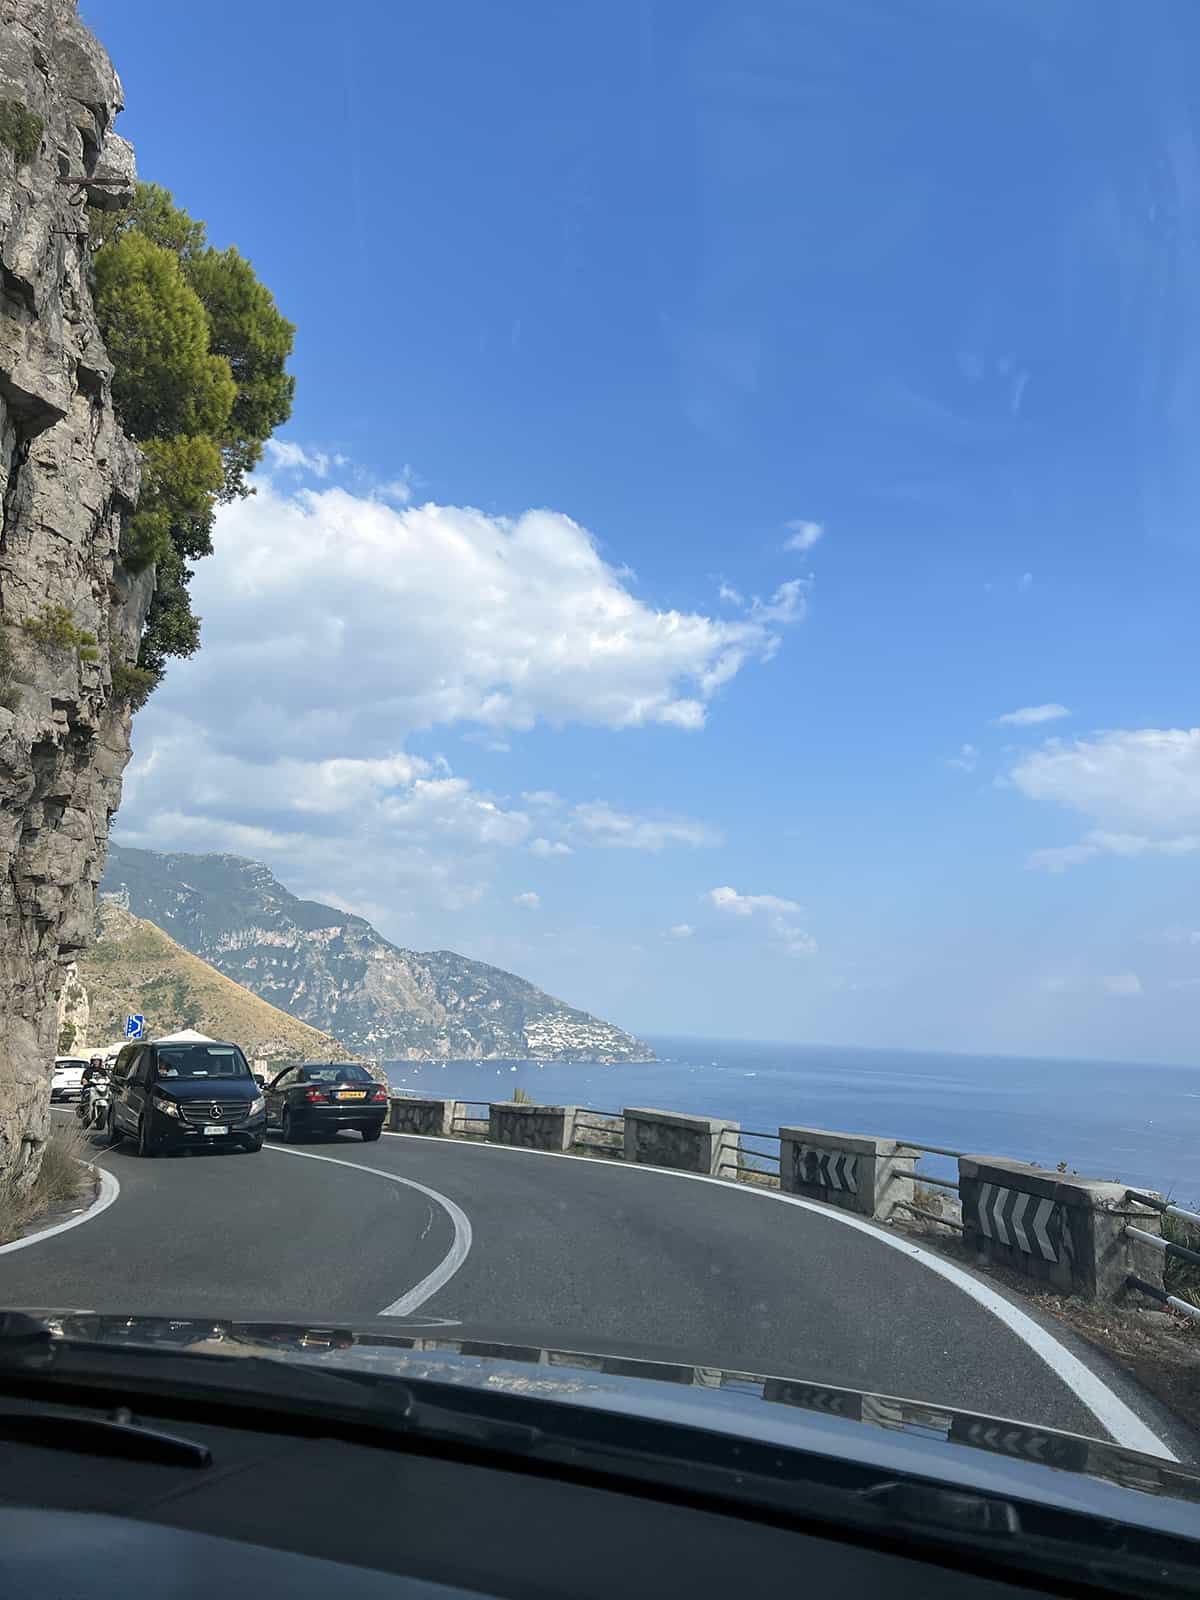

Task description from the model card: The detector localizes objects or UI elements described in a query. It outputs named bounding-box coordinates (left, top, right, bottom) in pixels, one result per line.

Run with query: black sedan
left=264, top=1063, right=389, bottom=1143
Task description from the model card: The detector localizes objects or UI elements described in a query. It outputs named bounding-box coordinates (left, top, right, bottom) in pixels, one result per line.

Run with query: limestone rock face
left=0, top=0, right=145, bottom=1186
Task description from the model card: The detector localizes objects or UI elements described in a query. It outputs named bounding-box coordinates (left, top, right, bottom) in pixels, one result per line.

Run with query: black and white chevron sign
left=797, top=1147, right=858, bottom=1193
left=973, top=1182, right=1070, bottom=1264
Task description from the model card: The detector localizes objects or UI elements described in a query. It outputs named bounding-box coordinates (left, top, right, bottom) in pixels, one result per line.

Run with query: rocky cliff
left=0, top=1, right=145, bottom=1186
left=102, top=845, right=655, bottom=1063
left=71, top=902, right=365, bottom=1069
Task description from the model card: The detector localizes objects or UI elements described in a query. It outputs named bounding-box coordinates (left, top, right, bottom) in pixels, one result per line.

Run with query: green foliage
left=57, top=1021, right=77, bottom=1053
left=110, top=654, right=159, bottom=711
left=92, top=183, right=294, bottom=702
left=21, top=605, right=98, bottom=662
left=0, top=100, right=43, bottom=165
left=137, top=545, right=201, bottom=676
left=184, top=246, right=295, bottom=499
left=93, top=232, right=235, bottom=442
left=90, top=180, right=207, bottom=258
left=511, top=1086, right=534, bottom=1105
left=121, top=435, right=224, bottom=573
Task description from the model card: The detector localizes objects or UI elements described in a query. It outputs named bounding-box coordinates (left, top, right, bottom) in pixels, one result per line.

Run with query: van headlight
left=249, top=1094, right=265, bottom=1116
left=152, top=1094, right=180, bottom=1119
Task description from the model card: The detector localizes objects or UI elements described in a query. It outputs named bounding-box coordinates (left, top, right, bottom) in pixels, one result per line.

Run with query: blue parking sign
left=125, top=1014, right=145, bottom=1040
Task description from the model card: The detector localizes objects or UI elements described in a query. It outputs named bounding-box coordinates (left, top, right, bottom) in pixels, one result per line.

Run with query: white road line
left=0, top=1163, right=120, bottom=1255
left=265, top=1144, right=472, bottom=1316
left=381, top=1130, right=1175, bottom=1461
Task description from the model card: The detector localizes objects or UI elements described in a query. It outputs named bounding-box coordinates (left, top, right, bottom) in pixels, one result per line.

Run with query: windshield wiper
left=0, top=1408, right=210, bottom=1467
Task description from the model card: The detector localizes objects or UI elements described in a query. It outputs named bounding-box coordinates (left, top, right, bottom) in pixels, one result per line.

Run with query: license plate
left=337, top=1091, right=366, bottom=1100
left=203, top=1124, right=228, bottom=1136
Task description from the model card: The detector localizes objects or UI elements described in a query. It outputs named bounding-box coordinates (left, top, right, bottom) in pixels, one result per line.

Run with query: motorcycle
left=76, top=1069, right=111, bottom=1134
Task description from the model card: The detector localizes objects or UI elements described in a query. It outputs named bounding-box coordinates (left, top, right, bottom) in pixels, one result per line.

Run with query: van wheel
left=136, top=1115, right=156, bottom=1158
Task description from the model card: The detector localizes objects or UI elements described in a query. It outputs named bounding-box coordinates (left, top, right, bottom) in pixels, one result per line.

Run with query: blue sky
left=86, top=0, right=1200, bottom=1062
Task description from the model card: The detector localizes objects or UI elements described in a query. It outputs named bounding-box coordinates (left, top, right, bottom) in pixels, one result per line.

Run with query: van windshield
left=154, top=1045, right=251, bottom=1081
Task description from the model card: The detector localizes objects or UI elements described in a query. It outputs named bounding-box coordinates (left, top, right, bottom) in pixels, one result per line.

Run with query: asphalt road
left=0, top=1119, right=1184, bottom=1457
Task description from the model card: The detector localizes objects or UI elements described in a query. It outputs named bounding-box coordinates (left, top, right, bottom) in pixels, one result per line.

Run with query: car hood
left=153, top=1079, right=257, bottom=1101
left=16, top=1309, right=1200, bottom=1532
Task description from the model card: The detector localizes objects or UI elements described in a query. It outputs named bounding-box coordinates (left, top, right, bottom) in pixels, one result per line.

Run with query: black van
left=107, top=1039, right=266, bottom=1156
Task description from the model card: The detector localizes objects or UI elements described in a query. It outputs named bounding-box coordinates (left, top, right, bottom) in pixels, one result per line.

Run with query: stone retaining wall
left=623, top=1107, right=740, bottom=1176
left=489, top=1102, right=577, bottom=1151
left=959, top=1155, right=1164, bottom=1301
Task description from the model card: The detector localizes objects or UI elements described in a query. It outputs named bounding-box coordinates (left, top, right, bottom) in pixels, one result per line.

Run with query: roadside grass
left=0, top=1122, right=91, bottom=1244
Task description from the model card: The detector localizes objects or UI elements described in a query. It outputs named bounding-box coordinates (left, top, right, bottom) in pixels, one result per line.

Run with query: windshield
left=154, top=1046, right=251, bottom=1082
left=5, top=0, right=1198, bottom=1501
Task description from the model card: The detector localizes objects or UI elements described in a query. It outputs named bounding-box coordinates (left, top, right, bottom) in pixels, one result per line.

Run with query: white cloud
left=570, top=801, right=717, bottom=852
left=174, top=479, right=805, bottom=755
left=749, top=578, right=810, bottom=625
left=706, top=886, right=801, bottom=917
left=993, top=703, right=1070, bottom=727
left=1039, top=971, right=1143, bottom=997
left=264, top=439, right=334, bottom=478
left=529, top=837, right=572, bottom=859
left=513, top=891, right=541, bottom=911
left=946, top=743, right=978, bottom=773
left=782, top=519, right=824, bottom=553
left=1019, top=571, right=1033, bottom=591
left=704, top=885, right=815, bottom=955
left=717, top=581, right=744, bottom=605
left=667, top=923, right=694, bottom=938
left=1013, top=729, right=1200, bottom=869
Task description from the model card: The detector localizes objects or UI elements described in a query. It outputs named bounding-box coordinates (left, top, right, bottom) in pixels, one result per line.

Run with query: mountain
left=99, top=845, right=653, bottom=1063
left=69, top=903, right=364, bottom=1068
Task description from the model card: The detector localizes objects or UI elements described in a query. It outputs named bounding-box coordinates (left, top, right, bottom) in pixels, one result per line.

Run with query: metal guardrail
left=1126, top=1273, right=1200, bottom=1323
left=1126, top=1190, right=1200, bottom=1229
left=570, top=1108, right=624, bottom=1156
left=1123, top=1193, right=1200, bottom=1321
left=896, top=1141, right=963, bottom=1191
left=449, top=1100, right=491, bottom=1136
left=1125, top=1224, right=1200, bottom=1270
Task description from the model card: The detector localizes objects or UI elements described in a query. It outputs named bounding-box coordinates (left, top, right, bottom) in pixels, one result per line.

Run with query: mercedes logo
left=210, top=1103, right=222, bottom=1121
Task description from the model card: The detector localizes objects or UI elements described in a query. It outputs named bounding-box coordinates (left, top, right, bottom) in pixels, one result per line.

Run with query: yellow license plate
left=338, top=1090, right=366, bottom=1099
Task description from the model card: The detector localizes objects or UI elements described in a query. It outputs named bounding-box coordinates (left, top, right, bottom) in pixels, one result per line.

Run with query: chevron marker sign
left=974, top=1182, right=1070, bottom=1263
left=797, top=1146, right=858, bottom=1193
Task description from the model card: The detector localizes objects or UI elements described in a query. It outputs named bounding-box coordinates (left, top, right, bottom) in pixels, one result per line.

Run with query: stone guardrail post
left=489, top=1103, right=578, bottom=1151
left=958, top=1155, right=1165, bottom=1301
left=778, top=1126, right=914, bottom=1219
left=623, top=1108, right=740, bottom=1176
left=387, top=1096, right=458, bottom=1136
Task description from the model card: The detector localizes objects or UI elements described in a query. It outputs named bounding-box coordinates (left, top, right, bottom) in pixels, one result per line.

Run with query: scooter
left=76, top=1070, right=110, bottom=1132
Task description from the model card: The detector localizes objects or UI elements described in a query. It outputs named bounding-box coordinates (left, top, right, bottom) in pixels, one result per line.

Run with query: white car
left=51, top=1057, right=88, bottom=1103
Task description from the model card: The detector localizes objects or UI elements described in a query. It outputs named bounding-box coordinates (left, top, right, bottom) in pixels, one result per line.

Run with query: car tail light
left=304, top=1087, right=330, bottom=1103
left=370, top=1086, right=388, bottom=1103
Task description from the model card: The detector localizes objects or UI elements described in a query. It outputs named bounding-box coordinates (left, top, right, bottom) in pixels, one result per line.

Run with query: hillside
left=100, top=845, right=654, bottom=1063
left=73, top=903, right=364, bottom=1068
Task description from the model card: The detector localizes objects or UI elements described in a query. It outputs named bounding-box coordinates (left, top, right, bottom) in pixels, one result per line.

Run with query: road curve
left=0, top=1120, right=1179, bottom=1456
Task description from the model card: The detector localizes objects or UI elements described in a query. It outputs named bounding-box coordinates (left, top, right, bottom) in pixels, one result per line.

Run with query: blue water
left=384, top=1036, right=1200, bottom=1199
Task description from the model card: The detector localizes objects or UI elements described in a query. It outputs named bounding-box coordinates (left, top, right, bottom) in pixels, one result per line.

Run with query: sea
left=383, top=1036, right=1200, bottom=1200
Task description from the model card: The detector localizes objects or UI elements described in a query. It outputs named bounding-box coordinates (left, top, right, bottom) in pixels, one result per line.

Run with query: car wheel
left=362, top=1123, right=382, bottom=1142
left=281, top=1106, right=300, bottom=1144
left=136, top=1115, right=156, bottom=1158
left=242, top=1135, right=264, bottom=1153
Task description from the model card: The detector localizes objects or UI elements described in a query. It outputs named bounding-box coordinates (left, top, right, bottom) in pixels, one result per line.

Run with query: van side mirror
left=253, top=1073, right=266, bottom=1088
